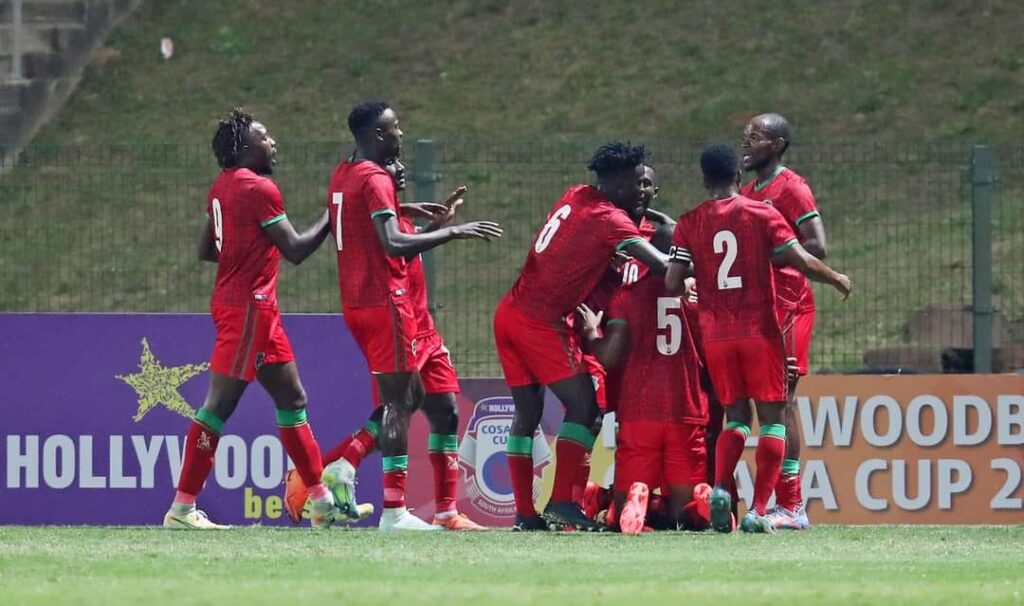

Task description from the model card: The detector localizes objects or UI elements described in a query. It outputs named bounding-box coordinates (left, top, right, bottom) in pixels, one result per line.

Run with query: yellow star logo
left=116, top=338, right=208, bottom=422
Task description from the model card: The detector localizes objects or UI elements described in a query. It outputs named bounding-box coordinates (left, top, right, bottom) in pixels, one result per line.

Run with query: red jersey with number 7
left=507, top=185, right=644, bottom=324
left=327, top=160, right=408, bottom=309
left=206, top=168, right=286, bottom=308
left=671, top=195, right=797, bottom=341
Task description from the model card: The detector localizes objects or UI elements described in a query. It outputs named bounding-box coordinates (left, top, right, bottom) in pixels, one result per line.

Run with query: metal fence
left=1, top=140, right=1021, bottom=377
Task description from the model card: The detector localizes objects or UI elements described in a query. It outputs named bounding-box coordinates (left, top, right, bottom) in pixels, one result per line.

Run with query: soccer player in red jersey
left=163, top=109, right=346, bottom=530
left=327, top=101, right=501, bottom=531
left=665, top=144, right=850, bottom=533
left=740, top=113, right=828, bottom=529
left=579, top=224, right=711, bottom=534
left=493, top=142, right=668, bottom=531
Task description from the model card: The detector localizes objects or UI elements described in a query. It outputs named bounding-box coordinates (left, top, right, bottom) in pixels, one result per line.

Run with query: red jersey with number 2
left=207, top=168, right=286, bottom=308
left=508, top=185, right=643, bottom=324
left=672, top=195, right=797, bottom=341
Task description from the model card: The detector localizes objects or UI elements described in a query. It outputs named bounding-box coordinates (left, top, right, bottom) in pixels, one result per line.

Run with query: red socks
left=324, top=420, right=379, bottom=467
left=276, top=409, right=325, bottom=490
left=382, top=455, right=408, bottom=509
left=428, top=434, right=459, bottom=514
left=551, top=423, right=596, bottom=504
left=714, top=424, right=749, bottom=494
left=572, top=451, right=592, bottom=506
left=176, top=411, right=222, bottom=498
left=753, top=425, right=787, bottom=516
left=507, top=435, right=536, bottom=517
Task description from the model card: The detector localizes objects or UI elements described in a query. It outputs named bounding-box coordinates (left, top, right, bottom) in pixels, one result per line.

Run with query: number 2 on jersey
left=332, top=193, right=343, bottom=251
left=211, top=198, right=224, bottom=252
left=534, top=204, right=571, bottom=253
left=713, top=230, right=743, bottom=290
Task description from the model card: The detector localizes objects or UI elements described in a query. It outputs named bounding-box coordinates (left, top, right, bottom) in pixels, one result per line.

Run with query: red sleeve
left=669, top=214, right=692, bottom=264
left=365, top=173, right=399, bottom=219
left=253, top=180, right=287, bottom=228
left=775, top=178, right=820, bottom=227
left=605, top=208, right=643, bottom=252
left=606, top=284, right=631, bottom=325
left=763, top=205, right=799, bottom=253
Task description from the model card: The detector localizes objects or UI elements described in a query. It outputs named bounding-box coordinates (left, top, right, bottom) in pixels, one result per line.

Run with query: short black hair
left=760, top=113, right=791, bottom=154
left=700, top=143, right=739, bottom=186
left=347, top=100, right=391, bottom=140
left=211, top=107, right=255, bottom=169
left=587, top=142, right=647, bottom=178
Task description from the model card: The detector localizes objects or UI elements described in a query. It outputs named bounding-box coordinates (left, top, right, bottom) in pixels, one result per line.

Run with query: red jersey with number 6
left=740, top=167, right=819, bottom=313
left=207, top=168, right=286, bottom=308
left=327, top=160, right=407, bottom=309
left=671, top=195, right=797, bottom=341
left=507, top=185, right=643, bottom=324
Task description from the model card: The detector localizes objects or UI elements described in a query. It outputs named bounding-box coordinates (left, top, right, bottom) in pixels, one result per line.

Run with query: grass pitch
left=0, top=526, right=1021, bottom=605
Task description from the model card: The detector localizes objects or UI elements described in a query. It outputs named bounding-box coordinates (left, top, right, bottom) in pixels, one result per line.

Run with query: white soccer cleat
left=163, top=508, right=230, bottom=530
left=321, top=459, right=359, bottom=516
left=309, top=498, right=347, bottom=529
left=378, top=507, right=441, bottom=532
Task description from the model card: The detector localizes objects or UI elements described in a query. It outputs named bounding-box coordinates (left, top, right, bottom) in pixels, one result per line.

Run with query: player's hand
left=401, top=202, right=449, bottom=219
left=451, top=220, right=502, bottom=241
left=833, top=272, right=852, bottom=300
left=426, top=186, right=468, bottom=230
left=612, top=250, right=633, bottom=268
left=576, top=303, right=603, bottom=333
left=683, top=277, right=698, bottom=303
left=786, top=356, right=800, bottom=382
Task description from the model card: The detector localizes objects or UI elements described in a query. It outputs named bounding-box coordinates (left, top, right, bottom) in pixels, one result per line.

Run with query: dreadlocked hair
left=212, top=107, right=256, bottom=169
left=587, top=141, right=647, bottom=177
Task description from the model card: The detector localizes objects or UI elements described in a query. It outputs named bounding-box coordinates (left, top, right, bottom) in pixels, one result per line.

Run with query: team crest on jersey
left=254, top=352, right=266, bottom=369
left=458, top=397, right=551, bottom=518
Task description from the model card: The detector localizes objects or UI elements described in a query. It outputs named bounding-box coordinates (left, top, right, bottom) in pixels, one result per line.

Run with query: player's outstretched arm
left=773, top=242, right=851, bottom=299
left=264, top=209, right=331, bottom=265
left=664, top=260, right=694, bottom=295
left=373, top=213, right=502, bottom=257
left=402, top=186, right=468, bottom=233
left=576, top=303, right=629, bottom=370
left=622, top=239, right=669, bottom=276
left=798, top=216, right=828, bottom=259
left=643, top=207, right=677, bottom=228
left=197, top=218, right=218, bottom=263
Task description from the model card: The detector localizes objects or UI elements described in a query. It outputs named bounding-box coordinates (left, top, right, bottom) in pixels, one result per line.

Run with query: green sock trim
left=382, top=455, right=408, bottom=472
left=363, top=420, right=380, bottom=438
left=782, top=459, right=801, bottom=475
left=507, top=435, right=533, bottom=456
left=558, top=422, right=596, bottom=449
left=761, top=424, right=787, bottom=440
left=428, top=433, right=459, bottom=453
left=196, top=408, right=224, bottom=434
left=725, top=421, right=751, bottom=437
left=275, top=407, right=308, bottom=427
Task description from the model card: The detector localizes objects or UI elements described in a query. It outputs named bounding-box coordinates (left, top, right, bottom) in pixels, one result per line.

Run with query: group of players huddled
left=162, top=100, right=850, bottom=535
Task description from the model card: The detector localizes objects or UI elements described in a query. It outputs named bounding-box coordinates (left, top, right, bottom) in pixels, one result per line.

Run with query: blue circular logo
left=481, top=451, right=513, bottom=496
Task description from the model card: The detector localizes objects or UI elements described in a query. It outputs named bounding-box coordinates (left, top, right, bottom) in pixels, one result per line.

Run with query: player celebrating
left=666, top=144, right=850, bottom=533
left=740, top=113, right=828, bottom=530
left=327, top=101, right=501, bottom=531
left=164, top=108, right=345, bottom=530
left=494, top=142, right=668, bottom=531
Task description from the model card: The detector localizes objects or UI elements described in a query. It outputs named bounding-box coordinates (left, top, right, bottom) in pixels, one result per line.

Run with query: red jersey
left=740, top=167, right=819, bottom=313
left=604, top=273, right=707, bottom=425
left=672, top=195, right=797, bottom=342
left=400, top=215, right=435, bottom=337
left=508, top=185, right=643, bottom=324
left=327, top=161, right=406, bottom=309
left=206, top=168, right=286, bottom=308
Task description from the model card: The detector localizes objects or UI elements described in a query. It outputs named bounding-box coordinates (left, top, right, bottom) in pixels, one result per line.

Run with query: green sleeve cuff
left=616, top=237, right=644, bottom=251
left=795, top=210, right=820, bottom=225
left=260, top=213, right=287, bottom=228
left=606, top=318, right=628, bottom=326
left=370, top=209, right=397, bottom=220
left=773, top=238, right=799, bottom=254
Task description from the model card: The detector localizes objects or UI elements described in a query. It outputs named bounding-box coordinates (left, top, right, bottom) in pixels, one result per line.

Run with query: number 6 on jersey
left=534, top=204, right=571, bottom=253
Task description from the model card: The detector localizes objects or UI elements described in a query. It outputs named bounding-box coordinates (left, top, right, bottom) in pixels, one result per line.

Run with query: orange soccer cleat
left=283, top=468, right=309, bottom=524
left=432, top=512, right=488, bottom=531
left=619, top=482, right=650, bottom=535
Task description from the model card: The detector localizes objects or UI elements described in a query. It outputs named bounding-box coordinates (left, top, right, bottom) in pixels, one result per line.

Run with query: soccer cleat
left=709, top=486, right=734, bottom=533
left=379, top=507, right=441, bottom=531
left=432, top=512, right=487, bottom=531
left=512, top=513, right=549, bottom=532
left=582, top=481, right=610, bottom=521
left=321, top=459, right=360, bottom=518
left=543, top=501, right=601, bottom=532
left=283, top=468, right=309, bottom=524
left=309, top=498, right=348, bottom=529
left=740, top=510, right=777, bottom=534
left=618, top=482, right=650, bottom=536
left=163, top=508, right=230, bottom=530
left=768, top=504, right=811, bottom=530
left=693, top=482, right=712, bottom=523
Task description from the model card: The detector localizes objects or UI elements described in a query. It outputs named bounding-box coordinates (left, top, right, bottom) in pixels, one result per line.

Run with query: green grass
left=0, top=526, right=1021, bottom=605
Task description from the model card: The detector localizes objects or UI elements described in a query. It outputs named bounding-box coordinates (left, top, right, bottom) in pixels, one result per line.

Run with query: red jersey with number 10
left=672, top=195, right=797, bottom=342
left=206, top=168, right=286, bottom=308
left=740, top=167, right=819, bottom=313
left=508, top=185, right=643, bottom=324
left=327, top=160, right=407, bottom=309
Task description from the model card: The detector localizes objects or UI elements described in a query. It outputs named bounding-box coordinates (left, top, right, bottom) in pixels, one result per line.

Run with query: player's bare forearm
left=375, top=215, right=501, bottom=257
left=624, top=240, right=669, bottom=276
left=643, top=207, right=677, bottom=228
left=664, top=261, right=693, bottom=295
left=584, top=323, right=628, bottom=370
left=265, top=211, right=330, bottom=265
left=775, top=243, right=850, bottom=298
left=798, top=216, right=828, bottom=259
left=197, top=218, right=218, bottom=263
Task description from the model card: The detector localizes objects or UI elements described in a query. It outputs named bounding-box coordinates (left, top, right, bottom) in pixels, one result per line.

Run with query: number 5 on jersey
left=713, top=229, right=742, bottom=290
left=534, top=204, right=571, bottom=253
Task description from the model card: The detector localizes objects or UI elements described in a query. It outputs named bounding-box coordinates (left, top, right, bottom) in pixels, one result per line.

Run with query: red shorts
left=614, top=421, right=707, bottom=492
left=777, top=307, right=815, bottom=376
left=704, top=337, right=787, bottom=404
left=344, top=296, right=418, bottom=374
left=581, top=353, right=607, bottom=411
left=210, top=303, right=294, bottom=382
left=494, top=297, right=582, bottom=387
left=416, top=330, right=460, bottom=394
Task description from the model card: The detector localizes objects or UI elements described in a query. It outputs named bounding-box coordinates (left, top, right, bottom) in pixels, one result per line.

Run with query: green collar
left=754, top=165, right=786, bottom=192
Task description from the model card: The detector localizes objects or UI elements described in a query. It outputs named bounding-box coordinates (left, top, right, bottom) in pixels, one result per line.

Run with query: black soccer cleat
left=512, top=513, right=549, bottom=532
left=542, top=501, right=602, bottom=532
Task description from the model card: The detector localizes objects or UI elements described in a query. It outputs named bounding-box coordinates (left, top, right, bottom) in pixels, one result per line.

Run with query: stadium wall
left=0, top=313, right=1021, bottom=526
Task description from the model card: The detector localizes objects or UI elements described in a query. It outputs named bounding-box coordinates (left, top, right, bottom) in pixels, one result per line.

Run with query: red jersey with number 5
left=740, top=167, right=819, bottom=313
left=206, top=168, right=286, bottom=308
left=671, top=195, right=797, bottom=341
left=508, top=185, right=643, bottom=324
left=327, top=160, right=407, bottom=309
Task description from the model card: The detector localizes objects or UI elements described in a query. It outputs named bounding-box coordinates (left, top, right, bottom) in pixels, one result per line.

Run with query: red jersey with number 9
left=206, top=168, right=286, bottom=308
left=507, top=185, right=643, bottom=324
left=671, top=195, right=797, bottom=341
